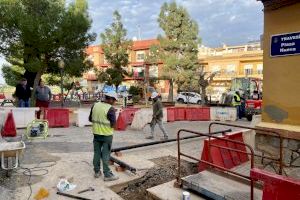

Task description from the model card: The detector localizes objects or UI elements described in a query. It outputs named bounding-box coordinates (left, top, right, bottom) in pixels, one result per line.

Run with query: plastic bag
left=57, top=179, right=76, bottom=192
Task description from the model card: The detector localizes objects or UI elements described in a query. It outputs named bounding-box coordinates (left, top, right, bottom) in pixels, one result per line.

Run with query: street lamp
left=58, top=60, right=65, bottom=107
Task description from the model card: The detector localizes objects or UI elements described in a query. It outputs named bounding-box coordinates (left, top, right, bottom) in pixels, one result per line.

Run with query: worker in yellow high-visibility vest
left=232, top=91, right=242, bottom=120
left=89, top=92, right=119, bottom=181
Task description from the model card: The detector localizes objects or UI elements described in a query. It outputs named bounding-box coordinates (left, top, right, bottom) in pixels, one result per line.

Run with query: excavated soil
left=117, top=156, right=198, bottom=200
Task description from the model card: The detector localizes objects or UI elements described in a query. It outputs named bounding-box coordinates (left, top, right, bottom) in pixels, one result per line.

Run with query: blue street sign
left=271, top=31, right=300, bottom=57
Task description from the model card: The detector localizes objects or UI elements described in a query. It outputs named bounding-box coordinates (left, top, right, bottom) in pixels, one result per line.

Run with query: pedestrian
left=146, top=92, right=168, bottom=140
left=15, top=78, right=31, bottom=107
left=233, top=91, right=242, bottom=119
left=35, top=79, right=52, bottom=119
left=88, top=92, right=119, bottom=181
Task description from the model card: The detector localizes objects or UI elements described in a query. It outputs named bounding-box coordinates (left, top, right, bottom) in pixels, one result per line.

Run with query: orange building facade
left=85, top=39, right=263, bottom=98
left=84, top=39, right=171, bottom=95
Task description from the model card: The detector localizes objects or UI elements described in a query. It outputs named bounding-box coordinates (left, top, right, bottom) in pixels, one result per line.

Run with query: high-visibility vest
left=232, top=94, right=241, bottom=106
left=92, top=102, right=114, bottom=136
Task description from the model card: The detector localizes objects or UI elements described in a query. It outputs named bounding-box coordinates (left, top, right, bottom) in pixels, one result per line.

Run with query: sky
left=0, top=0, right=264, bottom=84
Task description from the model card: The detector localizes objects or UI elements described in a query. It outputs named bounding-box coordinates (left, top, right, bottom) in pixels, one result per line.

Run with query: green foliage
left=128, top=86, right=140, bottom=96
left=0, top=0, right=95, bottom=88
left=1, top=64, right=25, bottom=86
left=155, top=2, right=201, bottom=91
left=132, top=95, right=141, bottom=104
left=100, top=11, right=132, bottom=89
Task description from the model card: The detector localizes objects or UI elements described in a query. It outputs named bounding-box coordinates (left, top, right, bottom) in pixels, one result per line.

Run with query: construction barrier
left=1, top=111, right=17, bottom=137
left=199, top=131, right=249, bottom=171
left=175, top=107, right=186, bottom=121
left=121, top=108, right=140, bottom=125
left=74, top=108, right=92, bottom=127
left=44, top=108, right=69, bottom=128
left=167, top=107, right=176, bottom=122
left=185, top=107, right=210, bottom=121
left=1, top=107, right=39, bottom=128
left=210, top=107, right=237, bottom=121
left=251, top=168, right=300, bottom=200
left=130, top=108, right=168, bottom=130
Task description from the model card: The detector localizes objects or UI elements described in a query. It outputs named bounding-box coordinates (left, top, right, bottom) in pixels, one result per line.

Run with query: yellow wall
left=262, top=2, right=300, bottom=125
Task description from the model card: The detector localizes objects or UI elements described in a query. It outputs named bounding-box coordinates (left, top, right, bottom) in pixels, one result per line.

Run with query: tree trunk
left=201, top=85, right=206, bottom=106
left=168, top=79, right=173, bottom=102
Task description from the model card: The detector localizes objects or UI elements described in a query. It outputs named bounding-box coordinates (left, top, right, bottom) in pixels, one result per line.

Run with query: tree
left=155, top=2, right=201, bottom=101
left=198, top=67, right=217, bottom=105
left=0, top=0, right=95, bottom=98
left=99, top=11, right=132, bottom=91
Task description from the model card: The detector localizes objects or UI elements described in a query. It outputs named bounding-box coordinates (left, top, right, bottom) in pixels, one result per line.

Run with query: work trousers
left=150, top=118, right=168, bottom=137
left=36, top=100, right=50, bottom=119
left=93, top=134, right=113, bottom=176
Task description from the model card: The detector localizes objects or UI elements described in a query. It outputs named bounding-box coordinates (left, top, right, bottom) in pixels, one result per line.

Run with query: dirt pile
left=118, top=156, right=198, bottom=200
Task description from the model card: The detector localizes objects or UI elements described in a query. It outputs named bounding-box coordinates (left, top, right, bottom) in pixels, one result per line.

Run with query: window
left=226, top=64, right=236, bottom=75
left=244, top=64, right=253, bottom=75
left=257, top=64, right=263, bottom=74
left=133, top=66, right=144, bottom=77
left=136, top=51, right=145, bottom=61
left=149, top=65, right=158, bottom=78
left=211, top=65, right=221, bottom=73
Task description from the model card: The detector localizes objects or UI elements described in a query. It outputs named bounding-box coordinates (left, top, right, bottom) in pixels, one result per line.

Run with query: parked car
left=176, top=92, right=201, bottom=104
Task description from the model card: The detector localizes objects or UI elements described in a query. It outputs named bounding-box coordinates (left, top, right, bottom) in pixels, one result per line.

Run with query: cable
left=14, top=161, right=57, bottom=200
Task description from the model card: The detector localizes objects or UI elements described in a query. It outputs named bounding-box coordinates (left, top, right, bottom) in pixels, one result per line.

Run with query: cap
left=151, top=92, right=159, bottom=99
left=105, top=92, right=118, bottom=100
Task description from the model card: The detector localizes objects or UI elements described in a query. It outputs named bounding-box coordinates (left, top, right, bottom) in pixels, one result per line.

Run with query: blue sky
left=0, top=0, right=264, bottom=84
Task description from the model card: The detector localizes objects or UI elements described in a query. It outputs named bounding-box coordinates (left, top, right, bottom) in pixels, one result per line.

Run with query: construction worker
left=146, top=92, right=168, bottom=140
left=233, top=91, right=242, bottom=119
left=88, top=92, right=119, bottom=181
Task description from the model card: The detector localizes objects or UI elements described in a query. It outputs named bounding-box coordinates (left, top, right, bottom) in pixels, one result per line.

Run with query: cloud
left=87, top=0, right=263, bottom=47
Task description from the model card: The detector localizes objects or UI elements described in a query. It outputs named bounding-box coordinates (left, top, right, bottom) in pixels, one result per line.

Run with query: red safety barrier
left=185, top=107, right=210, bottom=121
left=121, top=108, right=140, bottom=125
left=167, top=107, right=176, bottom=122
left=115, top=112, right=127, bottom=131
left=1, top=112, right=17, bottom=137
left=175, top=107, right=186, bottom=121
left=251, top=168, right=300, bottom=200
left=198, top=132, right=248, bottom=171
left=44, top=108, right=69, bottom=128
left=0, top=93, right=5, bottom=99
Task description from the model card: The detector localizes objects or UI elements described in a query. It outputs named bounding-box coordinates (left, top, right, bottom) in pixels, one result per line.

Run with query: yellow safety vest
left=92, top=102, right=114, bottom=136
left=232, top=94, right=241, bottom=106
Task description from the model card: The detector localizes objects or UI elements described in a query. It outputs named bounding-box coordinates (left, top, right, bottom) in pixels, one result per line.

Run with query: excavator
left=220, top=77, right=262, bottom=121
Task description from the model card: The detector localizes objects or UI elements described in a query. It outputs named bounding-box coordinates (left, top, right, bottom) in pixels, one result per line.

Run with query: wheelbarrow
left=0, top=141, right=26, bottom=176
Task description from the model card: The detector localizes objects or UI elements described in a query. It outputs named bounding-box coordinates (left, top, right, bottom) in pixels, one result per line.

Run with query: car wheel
left=178, top=99, right=184, bottom=104
left=197, top=100, right=201, bottom=105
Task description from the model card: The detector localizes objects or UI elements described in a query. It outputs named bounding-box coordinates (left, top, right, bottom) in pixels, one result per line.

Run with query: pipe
left=57, top=192, right=92, bottom=200
left=111, top=129, right=232, bottom=153
left=110, top=156, right=137, bottom=174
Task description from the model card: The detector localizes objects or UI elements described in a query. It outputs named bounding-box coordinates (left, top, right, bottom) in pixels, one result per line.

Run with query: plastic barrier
left=121, top=108, right=140, bottom=125
left=130, top=108, right=168, bottom=130
left=175, top=107, right=186, bottom=121
left=1, top=107, right=39, bottom=128
left=167, top=107, right=176, bottom=122
left=199, top=131, right=248, bottom=171
left=185, top=107, right=210, bottom=121
left=250, top=168, right=300, bottom=200
left=1, top=112, right=17, bottom=137
left=75, top=108, right=92, bottom=127
left=44, top=108, right=69, bottom=128
left=210, top=107, right=237, bottom=121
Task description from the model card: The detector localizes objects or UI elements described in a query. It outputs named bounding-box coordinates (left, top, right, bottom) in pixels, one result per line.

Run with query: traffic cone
left=115, top=112, right=127, bottom=131
left=1, top=112, right=17, bottom=137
